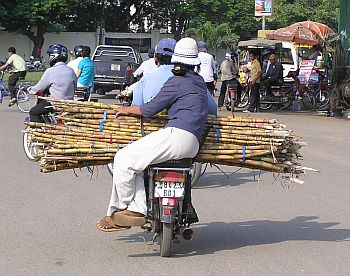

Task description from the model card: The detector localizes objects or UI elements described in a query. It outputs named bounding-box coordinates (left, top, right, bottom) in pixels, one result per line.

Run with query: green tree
left=0, top=0, right=82, bottom=57
left=185, top=21, right=239, bottom=53
left=270, top=0, right=339, bottom=31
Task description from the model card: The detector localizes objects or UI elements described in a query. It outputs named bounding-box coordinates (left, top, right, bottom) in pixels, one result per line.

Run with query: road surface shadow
left=195, top=169, right=267, bottom=189
left=117, top=216, right=350, bottom=258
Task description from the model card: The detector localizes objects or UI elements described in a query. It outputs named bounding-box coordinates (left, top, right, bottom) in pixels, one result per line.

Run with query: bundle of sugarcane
left=24, top=98, right=312, bottom=179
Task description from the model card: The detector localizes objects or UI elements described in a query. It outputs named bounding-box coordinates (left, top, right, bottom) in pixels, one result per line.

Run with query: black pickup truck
left=92, top=45, right=142, bottom=95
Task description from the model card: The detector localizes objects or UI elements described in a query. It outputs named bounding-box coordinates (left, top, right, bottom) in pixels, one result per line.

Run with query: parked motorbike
left=143, top=158, right=196, bottom=257
left=224, top=80, right=249, bottom=111
left=26, top=56, right=46, bottom=72
left=259, top=81, right=296, bottom=111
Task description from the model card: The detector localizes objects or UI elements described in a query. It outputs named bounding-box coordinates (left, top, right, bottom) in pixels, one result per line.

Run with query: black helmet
left=47, top=44, right=68, bottom=67
left=74, top=45, right=84, bottom=58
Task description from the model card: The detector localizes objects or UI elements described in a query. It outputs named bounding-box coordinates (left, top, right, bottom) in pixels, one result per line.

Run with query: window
left=279, top=48, right=294, bottom=65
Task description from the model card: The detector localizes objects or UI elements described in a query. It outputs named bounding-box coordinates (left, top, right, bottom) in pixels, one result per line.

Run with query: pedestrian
left=96, top=37, right=208, bottom=232
left=0, top=47, right=27, bottom=107
left=133, top=48, right=158, bottom=78
left=197, top=41, right=217, bottom=96
left=244, top=50, right=262, bottom=113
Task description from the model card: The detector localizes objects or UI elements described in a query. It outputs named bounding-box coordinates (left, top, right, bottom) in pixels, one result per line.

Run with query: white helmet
left=225, top=52, right=232, bottom=61
left=171, top=37, right=201, bottom=66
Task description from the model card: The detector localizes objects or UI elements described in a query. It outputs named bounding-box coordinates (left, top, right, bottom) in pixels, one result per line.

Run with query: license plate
left=111, top=64, right=120, bottom=71
left=154, top=181, right=185, bottom=198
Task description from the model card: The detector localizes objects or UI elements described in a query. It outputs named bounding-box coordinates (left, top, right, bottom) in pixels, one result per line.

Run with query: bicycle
left=0, top=71, right=37, bottom=112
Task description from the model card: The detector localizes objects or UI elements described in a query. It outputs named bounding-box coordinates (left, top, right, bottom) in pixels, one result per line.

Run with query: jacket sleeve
left=140, top=77, right=177, bottom=117
left=30, top=70, right=51, bottom=94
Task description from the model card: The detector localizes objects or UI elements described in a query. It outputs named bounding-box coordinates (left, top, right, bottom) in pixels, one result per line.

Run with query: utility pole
left=262, top=15, right=266, bottom=30
left=99, top=0, right=105, bottom=45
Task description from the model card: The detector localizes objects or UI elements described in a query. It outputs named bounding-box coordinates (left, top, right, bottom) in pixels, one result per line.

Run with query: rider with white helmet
left=67, top=45, right=84, bottom=75
left=218, top=51, right=242, bottom=110
left=29, top=44, right=76, bottom=122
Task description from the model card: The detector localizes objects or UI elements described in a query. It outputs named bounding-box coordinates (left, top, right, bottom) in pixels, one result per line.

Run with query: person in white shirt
left=133, top=48, right=158, bottom=78
left=67, top=45, right=84, bottom=75
left=197, top=41, right=217, bottom=95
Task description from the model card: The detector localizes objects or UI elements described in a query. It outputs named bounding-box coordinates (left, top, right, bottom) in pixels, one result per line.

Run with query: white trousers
left=107, top=127, right=199, bottom=216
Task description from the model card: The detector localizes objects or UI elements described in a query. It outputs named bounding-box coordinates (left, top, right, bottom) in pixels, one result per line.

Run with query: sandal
left=96, top=216, right=131, bottom=232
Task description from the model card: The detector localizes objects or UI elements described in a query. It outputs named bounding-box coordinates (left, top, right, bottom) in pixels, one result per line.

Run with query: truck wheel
left=160, top=222, right=173, bottom=257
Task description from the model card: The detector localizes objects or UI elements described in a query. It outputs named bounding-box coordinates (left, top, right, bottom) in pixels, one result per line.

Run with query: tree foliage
left=0, top=0, right=340, bottom=55
left=185, top=22, right=239, bottom=53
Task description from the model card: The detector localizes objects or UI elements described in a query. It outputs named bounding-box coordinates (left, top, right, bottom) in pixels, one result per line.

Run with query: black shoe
left=8, top=98, right=16, bottom=107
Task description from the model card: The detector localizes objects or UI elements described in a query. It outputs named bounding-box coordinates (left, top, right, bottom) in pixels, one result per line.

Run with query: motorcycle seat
left=18, top=76, right=26, bottom=80
left=150, top=158, right=193, bottom=169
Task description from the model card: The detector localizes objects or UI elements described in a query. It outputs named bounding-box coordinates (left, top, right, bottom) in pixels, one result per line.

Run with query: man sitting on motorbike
left=261, top=54, right=284, bottom=97
left=29, top=44, right=76, bottom=123
left=218, top=52, right=242, bottom=111
left=96, top=38, right=208, bottom=232
left=67, top=45, right=84, bottom=75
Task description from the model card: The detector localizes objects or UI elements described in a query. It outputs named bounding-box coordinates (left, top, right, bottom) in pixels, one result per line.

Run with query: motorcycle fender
left=160, top=205, right=176, bottom=223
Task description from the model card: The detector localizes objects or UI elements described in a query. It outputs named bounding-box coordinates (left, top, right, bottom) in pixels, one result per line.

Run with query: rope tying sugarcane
left=99, top=111, right=107, bottom=132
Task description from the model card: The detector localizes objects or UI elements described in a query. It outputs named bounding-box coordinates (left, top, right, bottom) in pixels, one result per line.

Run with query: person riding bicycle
left=96, top=38, right=208, bottom=232
left=76, top=46, right=94, bottom=96
left=0, top=47, right=27, bottom=107
left=67, top=45, right=84, bottom=75
left=28, top=44, right=76, bottom=123
left=261, top=54, right=284, bottom=97
left=218, top=52, right=242, bottom=111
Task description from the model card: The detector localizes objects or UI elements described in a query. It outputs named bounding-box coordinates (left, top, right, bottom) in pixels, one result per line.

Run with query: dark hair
left=82, top=46, right=91, bottom=57
left=154, top=53, right=172, bottom=65
left=8, top=47, right=16, bottom=54
left=249, top=50, right=259, bottom=57
left=171, top=64, right=196, bottom=76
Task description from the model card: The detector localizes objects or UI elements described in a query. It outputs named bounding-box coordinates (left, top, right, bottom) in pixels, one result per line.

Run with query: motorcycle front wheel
left=160, top=222, right=173, bottom=257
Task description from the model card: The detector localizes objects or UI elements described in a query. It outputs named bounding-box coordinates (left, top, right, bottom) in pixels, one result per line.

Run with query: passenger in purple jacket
left=96, top=38, right=208, bottom=232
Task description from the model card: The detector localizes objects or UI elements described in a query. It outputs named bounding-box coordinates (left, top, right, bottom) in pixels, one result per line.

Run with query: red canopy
left=267, top=25, right=319, bottom=45
left=267, top=21, right=337, bottom=45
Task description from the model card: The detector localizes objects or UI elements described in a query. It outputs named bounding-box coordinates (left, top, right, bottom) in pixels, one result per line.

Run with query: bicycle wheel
left=16, top=88, right=37, bottom=113
left=315, top=89, right=330, bottom=111
left=160, top=222, right=173, bottom=257
left=23, top=126, right=41, bottom=161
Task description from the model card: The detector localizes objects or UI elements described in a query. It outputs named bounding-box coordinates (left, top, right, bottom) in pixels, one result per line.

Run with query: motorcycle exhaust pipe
left=181, top=228, right=194, bottom=241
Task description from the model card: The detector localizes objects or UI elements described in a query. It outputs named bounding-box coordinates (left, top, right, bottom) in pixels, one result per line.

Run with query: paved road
left=1, top=94, right=350, bottom=276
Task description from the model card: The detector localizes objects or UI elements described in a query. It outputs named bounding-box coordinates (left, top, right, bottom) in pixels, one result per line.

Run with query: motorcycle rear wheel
left=160, top=222, right=173, bottom=257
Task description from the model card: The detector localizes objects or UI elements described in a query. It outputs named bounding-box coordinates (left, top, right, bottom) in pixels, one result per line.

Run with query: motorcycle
left=259, top=81, right=296, bottom=111
left=144, top=158, right=196, bottom=257
left=26, top=56, right=46, bottom=72
left=23, top=88, right=94, bottom=161
left=224, top=80, right=249, bottom=112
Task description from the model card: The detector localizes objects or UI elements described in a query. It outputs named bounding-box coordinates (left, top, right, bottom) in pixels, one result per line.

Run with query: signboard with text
left=255, top=0, right=272, bottom=16
left=105, top=37, right=151, bottom=53
left=298, top=60, right=315, bottom=84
